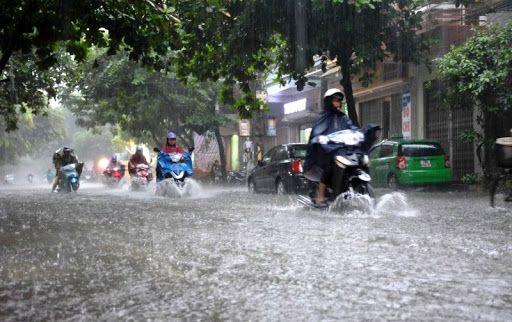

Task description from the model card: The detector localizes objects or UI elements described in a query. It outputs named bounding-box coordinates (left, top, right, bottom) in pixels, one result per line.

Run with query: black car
left=247, top=143, right=309, bottom=194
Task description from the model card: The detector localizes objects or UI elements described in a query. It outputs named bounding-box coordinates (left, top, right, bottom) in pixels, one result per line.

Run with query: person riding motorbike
left=128, top=146, right=152, bottom=180
left=51, top=146, right=80, bottom=192
left=104, top=153, right=125, bottom=177
left=303, top=88, right=358, bottom=207
left=161, top=132, right=185, bottom=154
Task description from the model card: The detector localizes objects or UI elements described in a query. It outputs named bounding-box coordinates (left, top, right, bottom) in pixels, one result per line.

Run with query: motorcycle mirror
left=188, top=147, right=195, bottom=153
left=153, top=147, right=160, bottom=153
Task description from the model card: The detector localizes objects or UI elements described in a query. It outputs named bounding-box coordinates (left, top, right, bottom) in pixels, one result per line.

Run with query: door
left=261, top=146, right=287, bottom=190
left=369, top=145, right=383, bottom=185
left=256, top=147, right=276, bottom=191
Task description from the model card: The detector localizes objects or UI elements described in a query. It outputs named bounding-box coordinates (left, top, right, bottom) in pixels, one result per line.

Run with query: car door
left=379, top=143, right=397, bottom=183
left=267, top=145, right=288, bottom=190
left=254, top=147, right=275, bottom=191
left=261, top=146, right=286, bottom=190
left=369, top=145, right=383, bottom=185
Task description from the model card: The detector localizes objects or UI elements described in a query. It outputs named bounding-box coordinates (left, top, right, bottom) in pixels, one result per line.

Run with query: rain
left=1, top=0, right=512, bottom=321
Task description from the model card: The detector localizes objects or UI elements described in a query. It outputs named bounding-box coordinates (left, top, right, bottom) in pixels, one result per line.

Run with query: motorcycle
left=103, top=165, right=126, bottom=186
left=299, top=124, right=380, bottom=208
left=57, top=163, right=84, bottom=192
left=130, top=164, right=152, bottom=190
left=226, top=168, right=246, bottom=185
left=154, top=147, right=194, bottom=196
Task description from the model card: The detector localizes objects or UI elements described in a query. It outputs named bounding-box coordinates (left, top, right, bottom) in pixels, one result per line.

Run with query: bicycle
left=489, top=136, right=512, bottom=208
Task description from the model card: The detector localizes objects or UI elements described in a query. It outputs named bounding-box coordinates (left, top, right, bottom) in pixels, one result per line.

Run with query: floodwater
left=1, top=181, right=511, bottom=321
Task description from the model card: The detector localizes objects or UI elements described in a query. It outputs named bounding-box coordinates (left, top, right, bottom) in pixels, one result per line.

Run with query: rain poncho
left=303, top=95, right=358, bottom=180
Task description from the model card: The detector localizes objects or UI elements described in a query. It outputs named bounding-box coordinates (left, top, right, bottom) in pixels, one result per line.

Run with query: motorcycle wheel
left=71, top=182, right=79, bottom=192
left=331, top=164, right=347, bottom=199
left=248, top=179, right=257, bottom=193
left=353, top=181, right=375, bottom=199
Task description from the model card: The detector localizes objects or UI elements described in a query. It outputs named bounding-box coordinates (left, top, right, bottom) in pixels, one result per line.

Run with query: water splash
left=154, top=179, right=210, bottom=199
left=373, top=192, right=418, bottom=217
left=302, top=191, right=417, bottom=218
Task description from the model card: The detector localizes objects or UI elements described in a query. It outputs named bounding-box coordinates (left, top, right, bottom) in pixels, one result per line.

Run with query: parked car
left=248, top=143, right=309, bottom=194
left=368, top=139, right=452, bottom=189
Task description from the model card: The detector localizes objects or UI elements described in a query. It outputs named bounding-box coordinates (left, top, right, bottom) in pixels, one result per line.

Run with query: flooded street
left=1, top=182, right=511, bottom=321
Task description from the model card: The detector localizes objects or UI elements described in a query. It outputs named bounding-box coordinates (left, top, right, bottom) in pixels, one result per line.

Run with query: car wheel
left=276, top=179, right=286, bottom=195
left=248, top=179, right=257, bottom=193
left=387, top=174, right=399, bottom=190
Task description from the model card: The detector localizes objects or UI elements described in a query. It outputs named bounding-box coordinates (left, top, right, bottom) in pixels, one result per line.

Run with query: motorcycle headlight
left=335, top=155, right=350, bottom=168
left=171, top=153, right=182, bottom=163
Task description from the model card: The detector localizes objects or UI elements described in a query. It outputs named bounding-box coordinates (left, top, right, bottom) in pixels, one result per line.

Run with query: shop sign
left=239, top=119, right=251, bottom=136
left=284, top=98, right=307, bottom=115
left=401, top=91, right=411, bottom=139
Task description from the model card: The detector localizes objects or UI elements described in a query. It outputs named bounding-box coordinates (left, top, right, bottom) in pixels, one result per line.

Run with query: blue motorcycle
left=154, top=148, right=193, bottom=186
left=58, top=163, right=83, bottom=192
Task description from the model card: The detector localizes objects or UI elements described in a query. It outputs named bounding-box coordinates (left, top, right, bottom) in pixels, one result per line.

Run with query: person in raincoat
left=303, top=88, right=357, bottom=207
left=51, top=146, right=80, bottom=192
left=161, top=132, right=185, bottom=154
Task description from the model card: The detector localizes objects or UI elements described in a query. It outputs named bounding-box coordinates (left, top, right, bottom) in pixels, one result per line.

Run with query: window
left=399, top=143, right=444, bottom=157
left=369, top=146, right=381, bottom=159
left=272, top=146, right=288, bottom=161
left=262, top=148, right=275, bottom=163
left=380, top=144, right=395, bottom=157
left=289, top=145, right=308, bottom=159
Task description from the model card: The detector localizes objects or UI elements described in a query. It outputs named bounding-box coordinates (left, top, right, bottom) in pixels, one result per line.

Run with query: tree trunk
left=339, top=56, right=360, bottom=127
left=214, top=126, right=227, bottom=180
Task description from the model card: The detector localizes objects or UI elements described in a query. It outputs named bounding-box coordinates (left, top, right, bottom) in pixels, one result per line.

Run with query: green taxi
left=368, top=139, right=453, bottom=189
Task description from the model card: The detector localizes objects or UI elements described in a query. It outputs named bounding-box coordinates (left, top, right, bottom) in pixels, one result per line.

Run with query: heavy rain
left=1, top=0, right=512, bottom=321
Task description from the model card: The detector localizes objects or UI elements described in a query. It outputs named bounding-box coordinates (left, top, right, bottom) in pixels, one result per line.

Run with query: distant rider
left=104, top=153, right=124, bottom=175
left=51, top=147, right=79, bottom=192
left=303, top=88, right=357, bottom=207
left=128, top=146, right=152, bottom=180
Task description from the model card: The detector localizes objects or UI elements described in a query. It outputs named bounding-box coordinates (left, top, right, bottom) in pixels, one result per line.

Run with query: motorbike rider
left=303, top=88, right=358, bottom=207
left=128, top=146, right=152, bottom=180
left=161, top=132, right=185, bottom=154
left=51, top=146, right=80, bottom=192
left=104, top=153, right=124, bottom=176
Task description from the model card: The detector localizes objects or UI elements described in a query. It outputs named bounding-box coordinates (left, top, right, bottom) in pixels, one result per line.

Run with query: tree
left=436, top=22, right=512, bottom=176
left=63, top=51, right=231, bottom=166
left=1, top=0, right=183, bottom=130
left=173, top=0, right=429, bottom=126
left=0, top=108, right=66, bottom=167
left=0, top=0, right=181, bottom=75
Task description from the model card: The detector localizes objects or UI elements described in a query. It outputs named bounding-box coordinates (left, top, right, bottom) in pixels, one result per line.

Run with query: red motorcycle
left=130, top=164, right=152, bottom=190
left=103, top=165, right=126, bottom=187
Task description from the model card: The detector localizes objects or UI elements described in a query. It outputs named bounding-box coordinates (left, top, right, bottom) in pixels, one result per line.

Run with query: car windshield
left=400, top=143, right=444, bottom=157
left=289, top=145, right=307, bottom=159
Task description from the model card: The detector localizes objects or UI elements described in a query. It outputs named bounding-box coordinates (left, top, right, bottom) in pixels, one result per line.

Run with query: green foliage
left=173, top=0, right=428, bottom=125
left=1, top=0, right=429, bottom=130
left=0, top=108, right=66, bottom=166
left=0, top=52, right=63, bottom=131
left=64, top=51, right=229, bottom=147
left=461, top=172, right=481, bottom=185
left=436, top=23, right=512, bottom=115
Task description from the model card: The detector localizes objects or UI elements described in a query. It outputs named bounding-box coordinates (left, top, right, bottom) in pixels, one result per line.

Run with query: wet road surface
left=1, top=182, right=511, bottom=321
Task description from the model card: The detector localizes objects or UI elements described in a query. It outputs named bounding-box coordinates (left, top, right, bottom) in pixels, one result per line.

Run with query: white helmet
left=324, top=88, right=344, bottom=99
